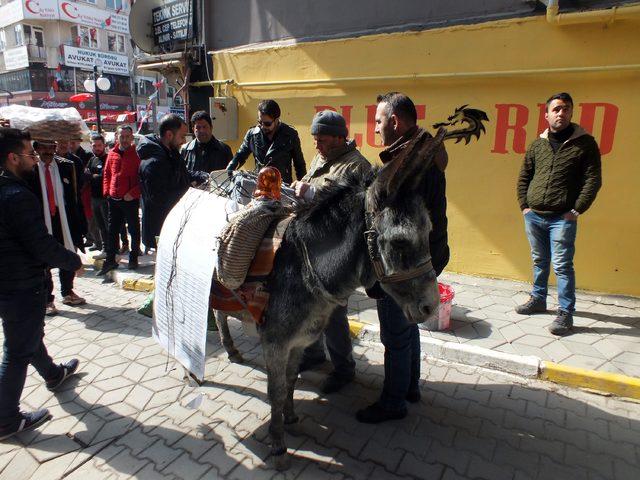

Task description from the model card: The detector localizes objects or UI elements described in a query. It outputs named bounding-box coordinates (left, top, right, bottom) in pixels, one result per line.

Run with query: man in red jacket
left=98, top=126, right=141, bottom=275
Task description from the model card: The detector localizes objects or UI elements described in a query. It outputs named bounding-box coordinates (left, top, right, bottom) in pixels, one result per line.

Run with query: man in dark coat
left=516, top=92, right=602, bottom=335
left=0, top=128, right=81, bottom=440
left=31, top=140, right=86, bottom=315
left=138, top=114, right=208, bottom=249
left=181, top=111, right=232, bottom=173
left=226, top=99, right=306, bottom=184
left=356, top=92, right=449, bottom=424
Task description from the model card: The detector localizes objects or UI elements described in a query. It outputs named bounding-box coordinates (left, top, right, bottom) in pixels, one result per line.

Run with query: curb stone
left=347, top=317, right=640, bottom=401
left=79, top=252, right=640, bottom=401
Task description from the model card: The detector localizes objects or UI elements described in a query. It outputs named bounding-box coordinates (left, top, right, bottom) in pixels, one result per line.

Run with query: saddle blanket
left=210, top=215, right=293, bottom=324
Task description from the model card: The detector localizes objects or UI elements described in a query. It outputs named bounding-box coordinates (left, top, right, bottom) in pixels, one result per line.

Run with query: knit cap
left=310, top=110, right=348, bottom=137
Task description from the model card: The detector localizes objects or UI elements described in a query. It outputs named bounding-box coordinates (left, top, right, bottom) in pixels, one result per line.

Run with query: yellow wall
left=211, top=15, right=640, bottom=296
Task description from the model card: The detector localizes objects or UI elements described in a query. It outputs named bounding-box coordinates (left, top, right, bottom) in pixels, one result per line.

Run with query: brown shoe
left=62, top=292, right=86, bottom=306
left=45, top=302, right=58, bottom=316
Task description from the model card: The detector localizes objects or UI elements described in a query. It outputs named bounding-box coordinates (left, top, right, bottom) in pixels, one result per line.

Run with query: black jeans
left=90, top=197, right=108, bottom=250
left=302, top=305, right=356, bottom=379
left=106, top=198, right=140, bottom=263
left=47, top=213, right=75, bottom=301
left=0, top=287, right=60, bottom=424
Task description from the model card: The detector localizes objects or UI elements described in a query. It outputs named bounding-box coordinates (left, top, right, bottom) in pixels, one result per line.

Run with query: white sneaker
left=94, top=251, right=107, bottom=260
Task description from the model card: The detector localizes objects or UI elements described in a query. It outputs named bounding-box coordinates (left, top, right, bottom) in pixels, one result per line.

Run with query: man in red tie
left=31, top=141, right=86, bottom=315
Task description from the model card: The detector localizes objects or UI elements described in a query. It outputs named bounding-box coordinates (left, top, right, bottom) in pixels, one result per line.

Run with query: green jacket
left=517, top=124, right=602, bottom=215
left=302, top=140, right=371, bottom=188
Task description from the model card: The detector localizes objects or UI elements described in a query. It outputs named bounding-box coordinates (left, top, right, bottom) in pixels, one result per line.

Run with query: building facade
left=198, top=0, right=640, bottom=296
left=0, top=0, right=176, bottom=125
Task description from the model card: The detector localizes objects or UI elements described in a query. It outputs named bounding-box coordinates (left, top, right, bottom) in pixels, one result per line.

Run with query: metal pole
left=94, top=64, right=102, bottom=134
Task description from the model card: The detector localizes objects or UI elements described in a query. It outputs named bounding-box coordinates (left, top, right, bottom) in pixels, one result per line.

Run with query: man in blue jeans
left=0, top=128, right=82, bottom=440
left=516, top=92, right=602, bottom=335
left=356, top=93, right=449, bottom=423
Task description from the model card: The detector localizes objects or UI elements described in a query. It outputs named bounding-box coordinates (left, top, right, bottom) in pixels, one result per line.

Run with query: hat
left=310, top=110, right=348, bottom=137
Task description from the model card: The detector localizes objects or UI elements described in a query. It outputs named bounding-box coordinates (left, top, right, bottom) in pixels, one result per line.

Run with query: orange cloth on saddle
left=210, top=216, right=292, bottom=324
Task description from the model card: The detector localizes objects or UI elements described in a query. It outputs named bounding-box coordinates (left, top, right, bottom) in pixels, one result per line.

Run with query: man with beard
left=356, top=92, right=449, bottom=423
left=138, top=114, right=208, bottom=249
left=182, top=111, right=232, bottom=174
left=31, top=140, right=86, bottom=315
left=226, top=99, right=306, bottom=184
left=0, top=128, right=82, bottom=440
left=292, top=110, right=371, bottom=394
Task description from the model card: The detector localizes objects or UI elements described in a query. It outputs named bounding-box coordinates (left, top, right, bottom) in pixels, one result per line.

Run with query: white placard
left=58, top=0, right=129, bottom=34
left=152, top=189, right=234, bottom=381
left=63, top=45, right=129, bottom=75
left=3, top=45, right=29, bottom=71
left=23, top=0, right=58, bottom=20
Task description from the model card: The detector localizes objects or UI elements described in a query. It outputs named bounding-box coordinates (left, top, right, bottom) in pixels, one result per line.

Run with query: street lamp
left=83, top=64, right=111, bottom=133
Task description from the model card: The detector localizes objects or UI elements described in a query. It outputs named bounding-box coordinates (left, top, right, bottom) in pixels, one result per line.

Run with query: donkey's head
left=364, top=130, right=445, bottom=328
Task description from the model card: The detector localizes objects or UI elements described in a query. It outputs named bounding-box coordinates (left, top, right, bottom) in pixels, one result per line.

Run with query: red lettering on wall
left=537, top=103, right=547, bottom=136
left=579, top=103, right=618, bottom=155
left=492, top=104, right=529, bottom=154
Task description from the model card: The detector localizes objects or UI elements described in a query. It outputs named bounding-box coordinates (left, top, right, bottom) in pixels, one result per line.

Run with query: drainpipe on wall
left=546, top=0, right=640, bottom=26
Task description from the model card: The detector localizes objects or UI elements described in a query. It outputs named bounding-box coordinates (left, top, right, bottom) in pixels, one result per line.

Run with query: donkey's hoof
left=284, top=414, right=299, bottom=425
left=272, top=451, right=290, bottom=471
left=228, top=352, right=244, bottom=364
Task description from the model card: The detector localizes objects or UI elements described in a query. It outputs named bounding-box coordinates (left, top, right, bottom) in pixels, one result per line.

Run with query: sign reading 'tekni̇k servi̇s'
left=152, top=0, right=194, bottom=50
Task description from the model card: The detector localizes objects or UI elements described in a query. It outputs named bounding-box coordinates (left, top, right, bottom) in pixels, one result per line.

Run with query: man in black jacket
left=86, top=134, right=109, bottom=255
left=182, top=111, right=232, bottom=173
left=0, top=128, right=81, bottom=440
left=31, top=141, right=86, bottom=315
left=226, top=99, right=306, bottom=184
left=138, top=114, right=208, bottom=249
left=356, top=92, right=449, bottom=424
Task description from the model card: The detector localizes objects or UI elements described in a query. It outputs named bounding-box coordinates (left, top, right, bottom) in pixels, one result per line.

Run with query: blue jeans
left=0, top=286, right=60, bottom=424
left=524, top=211, right=578, bottom=312
left=377, top=294, right=420, bottom=412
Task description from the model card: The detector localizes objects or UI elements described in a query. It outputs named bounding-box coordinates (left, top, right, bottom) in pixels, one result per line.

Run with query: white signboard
left=3, top=45, right=29, bottom=71
left=153, top=189, right=231, bottom=381
left=0, top=1, right=24, bottom=27
left=23, top=0, right=58, bottom=20
left=63, top=45, right=129, bottom=75
left=58, top=0, right=129, bottom=34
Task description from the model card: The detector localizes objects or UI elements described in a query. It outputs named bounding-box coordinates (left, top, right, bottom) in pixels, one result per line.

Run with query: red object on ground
left=437, top=283, right=455, bottom=330
left=69, top=93, right=93, bottom=102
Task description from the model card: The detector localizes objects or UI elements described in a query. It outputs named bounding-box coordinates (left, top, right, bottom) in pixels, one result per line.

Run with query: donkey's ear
left=387, top=129, right=446, bottom=203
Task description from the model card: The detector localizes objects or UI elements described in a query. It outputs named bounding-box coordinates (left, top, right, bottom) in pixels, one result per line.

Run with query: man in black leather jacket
left=226, top=99, right=306, bottom=184
left=0, top=128, right=82, bottom=440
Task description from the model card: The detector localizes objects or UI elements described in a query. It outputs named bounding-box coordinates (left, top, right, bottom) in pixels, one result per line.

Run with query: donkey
left=211, top=130, right=446, bottom=469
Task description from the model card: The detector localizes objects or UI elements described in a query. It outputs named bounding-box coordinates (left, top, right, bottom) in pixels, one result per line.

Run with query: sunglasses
left=258, top=120, right=274, bottom=127
left=16, top=152, right=40, bottom=159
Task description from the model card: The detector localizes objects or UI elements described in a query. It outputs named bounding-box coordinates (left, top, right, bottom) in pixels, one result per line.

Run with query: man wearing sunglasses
left=226, top=99, right=306, bottom=184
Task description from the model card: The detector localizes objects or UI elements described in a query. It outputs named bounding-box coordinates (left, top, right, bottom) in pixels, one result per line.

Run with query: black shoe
left=515, top=296, right=547, bottom=315
left=88, top=245, right=101, bottom=252
left=46, top=359, right=80, bottom=391
left=356, top=402, right=407, bottom=424
left=549, top=310, right=573, bottom=336
left=128, top=259, right=139, bottom=270
left=406, top=391, right=421, bottom=403
left=0, top=409, right=52, bottom=441
left=321, top=373, right=354, bottom=394
left=97, top=261, right=118, bottom=276
left=298, top=356, right=326, bottom=373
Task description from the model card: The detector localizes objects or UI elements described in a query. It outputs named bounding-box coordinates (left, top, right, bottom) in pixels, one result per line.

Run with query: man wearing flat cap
left=292, top=109, right=372, bottom=394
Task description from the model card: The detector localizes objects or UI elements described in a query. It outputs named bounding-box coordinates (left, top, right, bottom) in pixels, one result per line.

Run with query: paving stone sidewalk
left=348, top=272, right=640, bottom=377
left=2, top=273, right=640, bottom=479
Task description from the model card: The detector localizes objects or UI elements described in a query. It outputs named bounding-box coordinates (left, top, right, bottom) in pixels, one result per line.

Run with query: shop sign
left=63, top=45, right=129, bottom=76
left=152, top=0, right=193, bottom=49
left=58, top=0, right=129, bottom=34
left=3, top=45, right=29, bottom=71
left=23, top=0, right=58, bottom=20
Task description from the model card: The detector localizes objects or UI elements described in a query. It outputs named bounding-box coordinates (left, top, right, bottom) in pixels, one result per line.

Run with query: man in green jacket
left=516, top=92, right=602, bottom=335
left=292, top=110, right=371, bottom=394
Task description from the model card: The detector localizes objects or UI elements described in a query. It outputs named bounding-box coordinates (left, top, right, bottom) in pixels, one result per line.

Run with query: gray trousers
left=302, top=305, right=355, bottom=378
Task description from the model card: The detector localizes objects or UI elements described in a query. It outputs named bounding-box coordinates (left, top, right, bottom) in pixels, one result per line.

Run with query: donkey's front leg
left=283, top=347, right=303, bottom=425
left=264, top=343, right=290, bottom=470
left=215, top=311, right=244, bottom=363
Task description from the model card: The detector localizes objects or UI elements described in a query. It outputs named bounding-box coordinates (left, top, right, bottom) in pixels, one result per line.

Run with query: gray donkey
left=211, top=130, right=447, bottom=470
